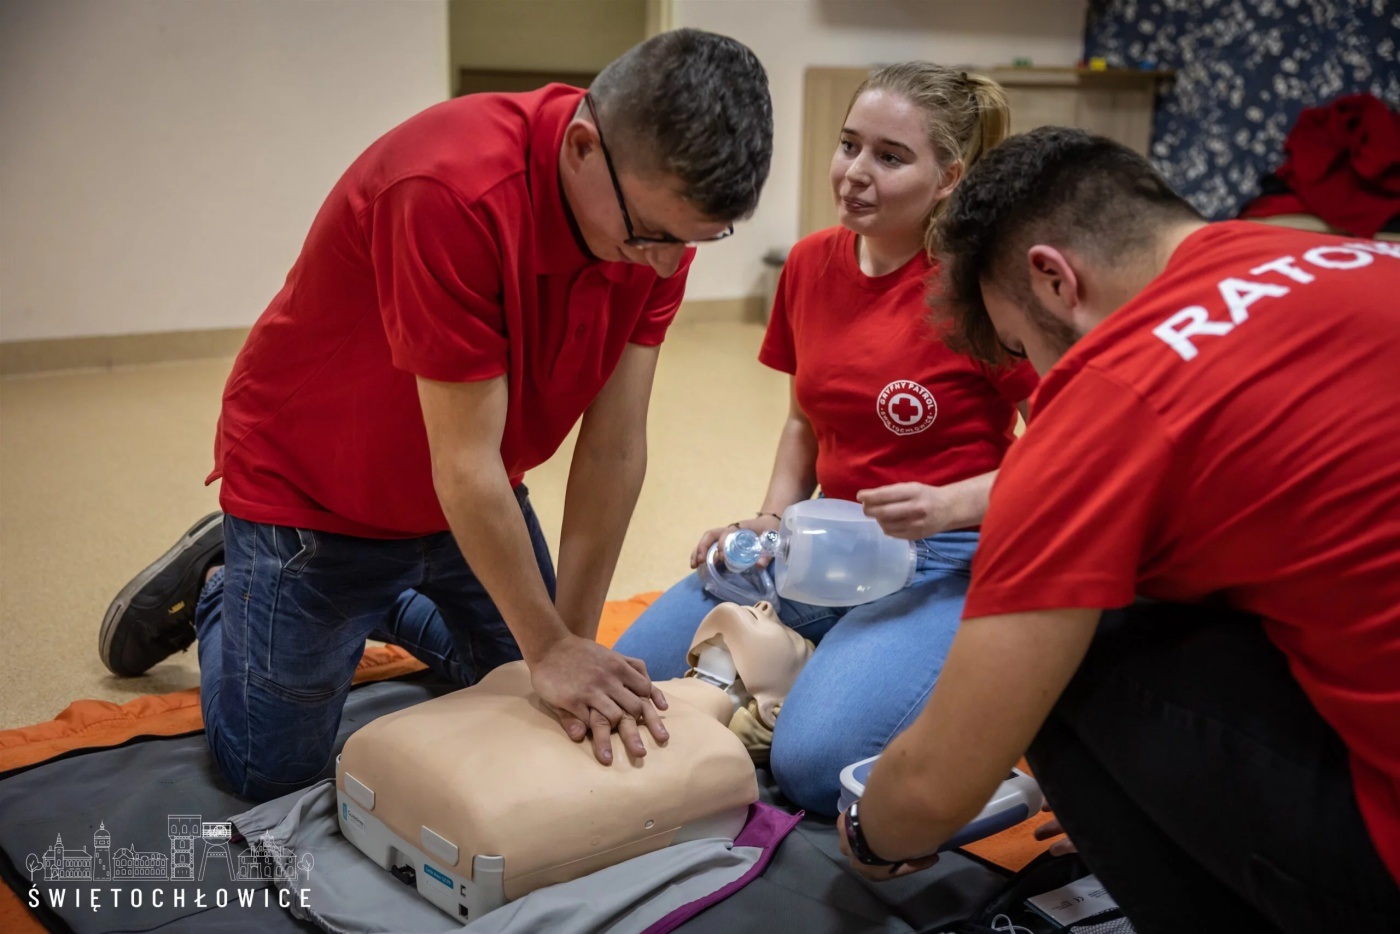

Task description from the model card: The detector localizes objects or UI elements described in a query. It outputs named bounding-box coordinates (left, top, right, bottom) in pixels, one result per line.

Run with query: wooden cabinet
left=799, top=68, right=874, bottom=240
left=986, top=66, right=1171, bottom=155
left=456, top=68, right=596, bottom=97
left=799, top=65, right=1172, bottom=238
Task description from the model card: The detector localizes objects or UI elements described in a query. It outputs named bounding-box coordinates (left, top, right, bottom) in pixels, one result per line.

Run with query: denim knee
left=769, top=728, right=846, bottom=817
left=206, top=727, right=337, bottom=803
left=240, top=764, right=331, bottom=803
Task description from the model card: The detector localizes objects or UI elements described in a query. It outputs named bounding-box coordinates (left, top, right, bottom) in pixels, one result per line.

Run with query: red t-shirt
left=758, top=226, right=1038, bottom=505
left=965, top=222, right=1400, bottom=882
left=209, top=85, right=692, bottom=538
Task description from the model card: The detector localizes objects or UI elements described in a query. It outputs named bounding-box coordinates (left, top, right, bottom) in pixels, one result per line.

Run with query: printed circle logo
left=877, top=380, right=937, bottom=436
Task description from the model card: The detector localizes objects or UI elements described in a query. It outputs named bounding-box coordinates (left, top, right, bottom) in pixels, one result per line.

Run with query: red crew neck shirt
left=965, top=222, right=1400, bottom=882
left=759, top=226, right=1038, bottom=506
left=209, top=85, right=692, bottom=539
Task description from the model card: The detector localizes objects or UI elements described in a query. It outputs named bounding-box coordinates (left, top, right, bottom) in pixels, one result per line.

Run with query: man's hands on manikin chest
left=530, top=637, right=670, bottom=764
left=416, top=362, right=669, bottom=767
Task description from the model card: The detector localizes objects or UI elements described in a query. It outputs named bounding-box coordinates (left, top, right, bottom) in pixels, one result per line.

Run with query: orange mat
left=0, top=592, right=662, bottom=774
left=0, top=591, right=1048, bottom=931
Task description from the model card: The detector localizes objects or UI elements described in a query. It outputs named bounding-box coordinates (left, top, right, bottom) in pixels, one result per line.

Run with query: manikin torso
left=335, top=601, right=809, bottom=920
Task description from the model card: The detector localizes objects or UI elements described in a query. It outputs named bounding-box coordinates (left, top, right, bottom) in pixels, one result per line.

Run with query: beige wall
left=449, top=0, right=647, bottom=74
left=0, top=0, right=1088, bottom=342
left=672, top=0, right=1088, bottom=303
left=0, top=0, right=448, bottom=343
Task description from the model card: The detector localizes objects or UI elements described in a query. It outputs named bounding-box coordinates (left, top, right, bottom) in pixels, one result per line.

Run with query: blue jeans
left=613, top=529, right=978, bottom=816
left=195, top=485, right=553, bottom=801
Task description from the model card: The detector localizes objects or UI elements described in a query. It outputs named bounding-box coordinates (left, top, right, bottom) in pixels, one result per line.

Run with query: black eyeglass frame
left=584, top=93, right=734, bottom=249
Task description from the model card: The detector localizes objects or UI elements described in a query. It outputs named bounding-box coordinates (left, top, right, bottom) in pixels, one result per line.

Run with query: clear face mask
left=696, top=543, right=781, bottom=609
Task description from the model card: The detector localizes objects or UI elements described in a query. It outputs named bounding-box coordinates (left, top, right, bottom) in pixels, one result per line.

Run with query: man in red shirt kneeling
left=99, top=29, right=773, bottom=802
left=839, top=127, right=1400, bottom=934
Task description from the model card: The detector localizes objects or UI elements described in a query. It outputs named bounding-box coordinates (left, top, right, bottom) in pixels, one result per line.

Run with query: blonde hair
left=847, top=62, right=1010, bottom=258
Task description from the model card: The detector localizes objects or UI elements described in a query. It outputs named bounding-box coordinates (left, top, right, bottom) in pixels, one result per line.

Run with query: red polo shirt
left=209, top=85, right=692, bottom=538
left=759, top=226, right=1037, bottom=505
left=965, top=222, right=1400, bottom=882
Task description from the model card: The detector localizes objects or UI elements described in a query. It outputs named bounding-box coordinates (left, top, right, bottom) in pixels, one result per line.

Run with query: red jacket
left=1241, top=93, right=1399, bottom=237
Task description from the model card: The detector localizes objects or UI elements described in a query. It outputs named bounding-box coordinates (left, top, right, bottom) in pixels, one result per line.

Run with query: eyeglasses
left=584, top=93, right=734, bottom=249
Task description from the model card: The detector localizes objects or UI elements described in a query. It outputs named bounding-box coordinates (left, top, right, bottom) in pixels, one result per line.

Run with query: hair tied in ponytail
left=845, top=62, right=1010, bottom=258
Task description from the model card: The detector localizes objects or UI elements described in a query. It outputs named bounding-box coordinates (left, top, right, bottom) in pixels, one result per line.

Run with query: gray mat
left=0, top=677, right=1006, bottom=933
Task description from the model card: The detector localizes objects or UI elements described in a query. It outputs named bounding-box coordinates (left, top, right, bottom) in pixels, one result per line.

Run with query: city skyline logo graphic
left=25, top=814, right=313, bottom=885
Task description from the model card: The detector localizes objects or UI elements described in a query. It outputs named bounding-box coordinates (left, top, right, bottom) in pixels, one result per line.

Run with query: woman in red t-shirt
left=616, top=62, right=1037, bottom=814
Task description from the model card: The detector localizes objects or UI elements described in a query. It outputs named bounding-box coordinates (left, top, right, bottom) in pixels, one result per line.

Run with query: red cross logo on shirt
left=877, top=380, right=938, bottom=436
left=890, top=395, right=923, bottom=423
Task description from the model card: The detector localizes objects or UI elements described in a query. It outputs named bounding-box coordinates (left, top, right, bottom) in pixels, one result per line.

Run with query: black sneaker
left=99, top=512, right=225, bottom=677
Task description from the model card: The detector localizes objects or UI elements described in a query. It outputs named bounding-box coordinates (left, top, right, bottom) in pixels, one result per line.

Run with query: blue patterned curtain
left=1084, top=0, right=1399, bottom=220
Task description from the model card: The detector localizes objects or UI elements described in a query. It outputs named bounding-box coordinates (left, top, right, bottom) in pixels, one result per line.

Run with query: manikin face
left=829, top=89, right=957, bottom=242
left=558, top=112, right=732, bottom=279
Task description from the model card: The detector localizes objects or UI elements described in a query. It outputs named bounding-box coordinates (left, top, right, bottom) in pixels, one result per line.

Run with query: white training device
left=335, top=663, right=757, bottom=922
left=837, top=755, right=1044, bottom=851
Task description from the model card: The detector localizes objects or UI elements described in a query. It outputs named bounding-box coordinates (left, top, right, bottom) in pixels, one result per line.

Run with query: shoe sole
left=99, top=512, right=224, bottom=676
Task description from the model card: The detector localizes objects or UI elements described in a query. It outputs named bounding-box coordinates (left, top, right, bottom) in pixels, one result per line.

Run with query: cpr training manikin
left=335, top=601, right=812, bottom=922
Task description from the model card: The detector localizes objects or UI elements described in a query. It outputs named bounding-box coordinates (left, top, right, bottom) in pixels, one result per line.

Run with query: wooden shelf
left=983, top=65, right=1175, bottom=88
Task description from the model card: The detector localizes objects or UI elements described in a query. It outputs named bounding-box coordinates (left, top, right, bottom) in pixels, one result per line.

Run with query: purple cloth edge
left=639, top=802, right=805, bottom=934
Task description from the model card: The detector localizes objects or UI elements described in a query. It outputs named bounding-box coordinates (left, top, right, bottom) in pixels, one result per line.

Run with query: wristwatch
left=842, top=800, right=902, bottom=868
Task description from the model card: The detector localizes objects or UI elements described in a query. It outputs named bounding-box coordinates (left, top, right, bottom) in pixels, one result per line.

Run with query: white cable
left=991, top=914, right=1036, bottom=934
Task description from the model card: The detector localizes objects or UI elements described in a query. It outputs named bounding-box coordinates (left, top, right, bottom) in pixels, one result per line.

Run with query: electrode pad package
left=335, top=662, right=759, bottom=922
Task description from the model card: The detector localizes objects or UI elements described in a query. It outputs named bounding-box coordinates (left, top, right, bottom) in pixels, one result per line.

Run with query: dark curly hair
left=931, top=126, right=1202, bottom=364
left=590, top=29, right=773, bottom=222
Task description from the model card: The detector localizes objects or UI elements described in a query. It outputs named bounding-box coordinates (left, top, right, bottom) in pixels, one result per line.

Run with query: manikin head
left=558, top=28, right=773, bottom=279
left=831, top=62, right=1010, bottom=258
left=687, top=601, right=813, bottom=726
left=932, top=126, right=1208, bottom=375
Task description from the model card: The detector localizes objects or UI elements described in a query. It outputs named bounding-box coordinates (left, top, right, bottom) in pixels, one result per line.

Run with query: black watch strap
left=844, top=800, right=902, bottom=867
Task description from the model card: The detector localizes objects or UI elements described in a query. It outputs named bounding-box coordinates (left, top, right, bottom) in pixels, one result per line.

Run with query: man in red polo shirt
left=837, top=128, right=1400, bottom=933
left=99, top=28, right=773, bottom=801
